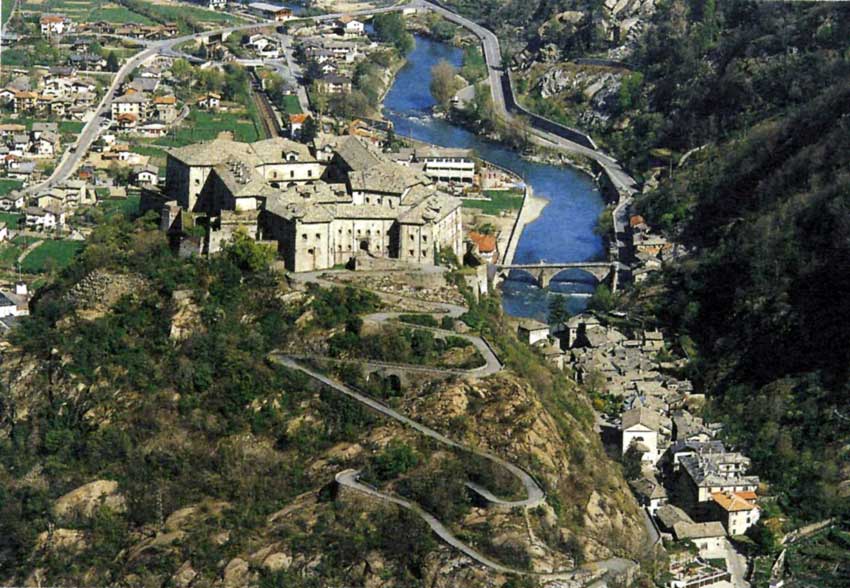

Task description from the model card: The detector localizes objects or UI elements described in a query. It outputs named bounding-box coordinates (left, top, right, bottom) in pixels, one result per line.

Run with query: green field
left=281, top=94, right=303, bottom=115
left=0, top=211, right=22, bottom=228
left=154, top=108, right=262, bottom=147
left=21, top=239, right=84, bottom=273
left=88, top=5, right=154, bottom=24
left=100, top=195, right=141, bottom=218
left=0, top=179, right=23, bottom=196
left=19, top=0, right=243, bottom=28
left=0, top=242, right=21, bottom=269
left=463, top=189, right=525, bottom=214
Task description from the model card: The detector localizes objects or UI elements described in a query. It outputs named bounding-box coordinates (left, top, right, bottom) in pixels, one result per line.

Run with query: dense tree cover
left=609, top=0, right=850, bottom=175
left=625, top=1, right=850, bottom=521
left=372, top=13, right=415, bottom=55
left=328, top=321, right=483, bottom=370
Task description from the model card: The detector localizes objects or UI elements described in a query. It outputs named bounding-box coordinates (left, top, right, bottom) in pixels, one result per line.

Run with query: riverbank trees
left=430, top=59, right=463, bottom=108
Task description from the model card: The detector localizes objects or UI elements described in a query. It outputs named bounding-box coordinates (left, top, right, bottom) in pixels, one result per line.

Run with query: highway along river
left=383, top=35, right=607, bottom=319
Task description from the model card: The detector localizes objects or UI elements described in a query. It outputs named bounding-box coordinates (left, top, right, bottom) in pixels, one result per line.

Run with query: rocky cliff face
left=405, top=372, right=646, bottom=562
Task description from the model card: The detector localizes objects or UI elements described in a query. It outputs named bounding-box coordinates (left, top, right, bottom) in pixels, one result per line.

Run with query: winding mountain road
left=273, top=270, right=638, bottom=583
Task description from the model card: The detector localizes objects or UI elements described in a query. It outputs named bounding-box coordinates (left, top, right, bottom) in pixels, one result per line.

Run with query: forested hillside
left=453, top=0, right=850, bottom=521
left=622, top=0, right=850, bottom=520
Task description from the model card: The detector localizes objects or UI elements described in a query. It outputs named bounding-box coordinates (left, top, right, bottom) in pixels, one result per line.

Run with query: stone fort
left=144, top=134, right=464, bottom=272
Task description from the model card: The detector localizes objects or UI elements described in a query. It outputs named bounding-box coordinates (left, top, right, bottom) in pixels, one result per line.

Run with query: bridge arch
left=548, top=268, right=600, bottom=286
left=504, top=268, right=540, bottom=286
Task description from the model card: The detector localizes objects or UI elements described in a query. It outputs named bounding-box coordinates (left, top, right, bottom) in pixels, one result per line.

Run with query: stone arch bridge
left=495, top=261, right=621, bottom=291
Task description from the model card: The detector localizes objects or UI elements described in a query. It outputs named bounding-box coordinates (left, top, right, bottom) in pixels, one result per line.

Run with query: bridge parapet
left=494, top=262, right=618, bottom=290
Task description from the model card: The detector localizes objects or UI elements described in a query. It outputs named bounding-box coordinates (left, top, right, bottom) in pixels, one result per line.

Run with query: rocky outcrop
left=35, top=528, right=87, bottom=555
left=405, top=372, right=646, bottom=562
left=53, top=480, right=126, bottom=520
left=64, top=270, right=148, bottom=316
left=221, top=558, right=254, bottom=588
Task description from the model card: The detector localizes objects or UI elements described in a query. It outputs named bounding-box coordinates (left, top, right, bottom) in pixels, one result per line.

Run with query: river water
left=383, top=36, right=606, bottom=320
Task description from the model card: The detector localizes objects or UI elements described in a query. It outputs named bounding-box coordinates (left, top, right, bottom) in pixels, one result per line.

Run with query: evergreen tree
left=106, top=51, right=120, bottom=73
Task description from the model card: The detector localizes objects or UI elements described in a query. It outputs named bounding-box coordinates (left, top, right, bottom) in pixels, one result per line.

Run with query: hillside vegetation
left=0, top=214, right=644, bottom=586
left=621, top=1, right=850, bottom=521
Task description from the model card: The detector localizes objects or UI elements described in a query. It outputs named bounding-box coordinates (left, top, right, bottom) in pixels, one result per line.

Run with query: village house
left=630, top=475, right=668, bottom=516
left=316, top=74, right=352, bottom=95
left=517, top=319, right=550, bottom=346
left=12, top=91, right=38, bottom=113
left=336, top=15, right=365, bottom=36
left=0, top=283, right=29, bottom=319
left=25, top=206, right=65, bottom=231
left=40, top=14, right=73, bottom=37
left=466, top=230, right=498, bottom=263
left=677, top=450, right=759, bottom=511
left=0, top=192, right=25, bottom=211
left=288, top=113, right=309, bottom=139
left=111, top=92, right=148, bottom=120
left=152, top=95, right=179, bottom=123
left=711, top=491, right=760, bottom=536
left=247, top=2, right=293, bottom=21
left=194, top=0, right=227, bottom=9
left=198, top=92, right=221, bottom=110
left=133, top=164, right=160, bottom=186
left=0, top=221, right=7, bottom=242
left=69, top=53, right=107, bottom=71
left=245, top=34, right=280, bottom=58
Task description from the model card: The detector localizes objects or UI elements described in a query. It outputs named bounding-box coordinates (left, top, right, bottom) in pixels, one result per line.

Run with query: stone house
left=630, top=475, right=668, bottom=516
left=517, top=319, right=550, bottom=345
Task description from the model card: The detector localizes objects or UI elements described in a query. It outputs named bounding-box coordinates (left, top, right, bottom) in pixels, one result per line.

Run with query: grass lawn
left=100, top=195, right=141, bottom=218
left=0, top=212, right=22, bottom=228
left=148, top=3, right=241, bottom=24
left=21, top=239, right=84, bottom=274
left=59, top=121, right=85, bottom=134
left=463, top=189, right=525, bottom=214
left=88, top=5, right=154, bottom=24
left=154, top=108, right=262, bottom=147
left=132, top=144, right=169, bottom=163
left=0, top=243, right=21, bottom=269
left=281, top=94, right=303, bottom=115
left=0, top=179, right=23, bottom=196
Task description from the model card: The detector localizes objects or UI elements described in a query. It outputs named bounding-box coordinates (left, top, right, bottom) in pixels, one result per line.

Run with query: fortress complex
left=148, top=134, right=463, bottom=271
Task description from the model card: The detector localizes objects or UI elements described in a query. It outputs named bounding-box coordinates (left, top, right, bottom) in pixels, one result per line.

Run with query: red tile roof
left=468, top=231, right=497, bottom=254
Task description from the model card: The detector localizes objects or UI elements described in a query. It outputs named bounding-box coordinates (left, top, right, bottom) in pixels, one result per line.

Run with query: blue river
left=383, top=36, right=606, bottom=320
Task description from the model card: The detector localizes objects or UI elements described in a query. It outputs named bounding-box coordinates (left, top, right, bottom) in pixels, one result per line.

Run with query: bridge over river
left=495, top=261, right=622, bottom=291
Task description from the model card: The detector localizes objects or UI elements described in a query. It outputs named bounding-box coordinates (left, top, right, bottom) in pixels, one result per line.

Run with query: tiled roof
left=711, top=492, right=757, bottom=512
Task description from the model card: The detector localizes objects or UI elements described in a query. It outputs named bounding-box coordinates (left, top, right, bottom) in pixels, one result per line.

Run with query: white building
left=0, top=283, right=30, bottom=318
left=517, top=319, right=550, bottom=346
left=40, top=14, right=71, bottom=36
left=25, top=206, right=65, bottom=231
left=621, top=406, right=660, bottom=464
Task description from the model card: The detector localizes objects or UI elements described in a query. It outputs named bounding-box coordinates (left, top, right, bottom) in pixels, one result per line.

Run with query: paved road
left=273, top=356, right=545, bottom=508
